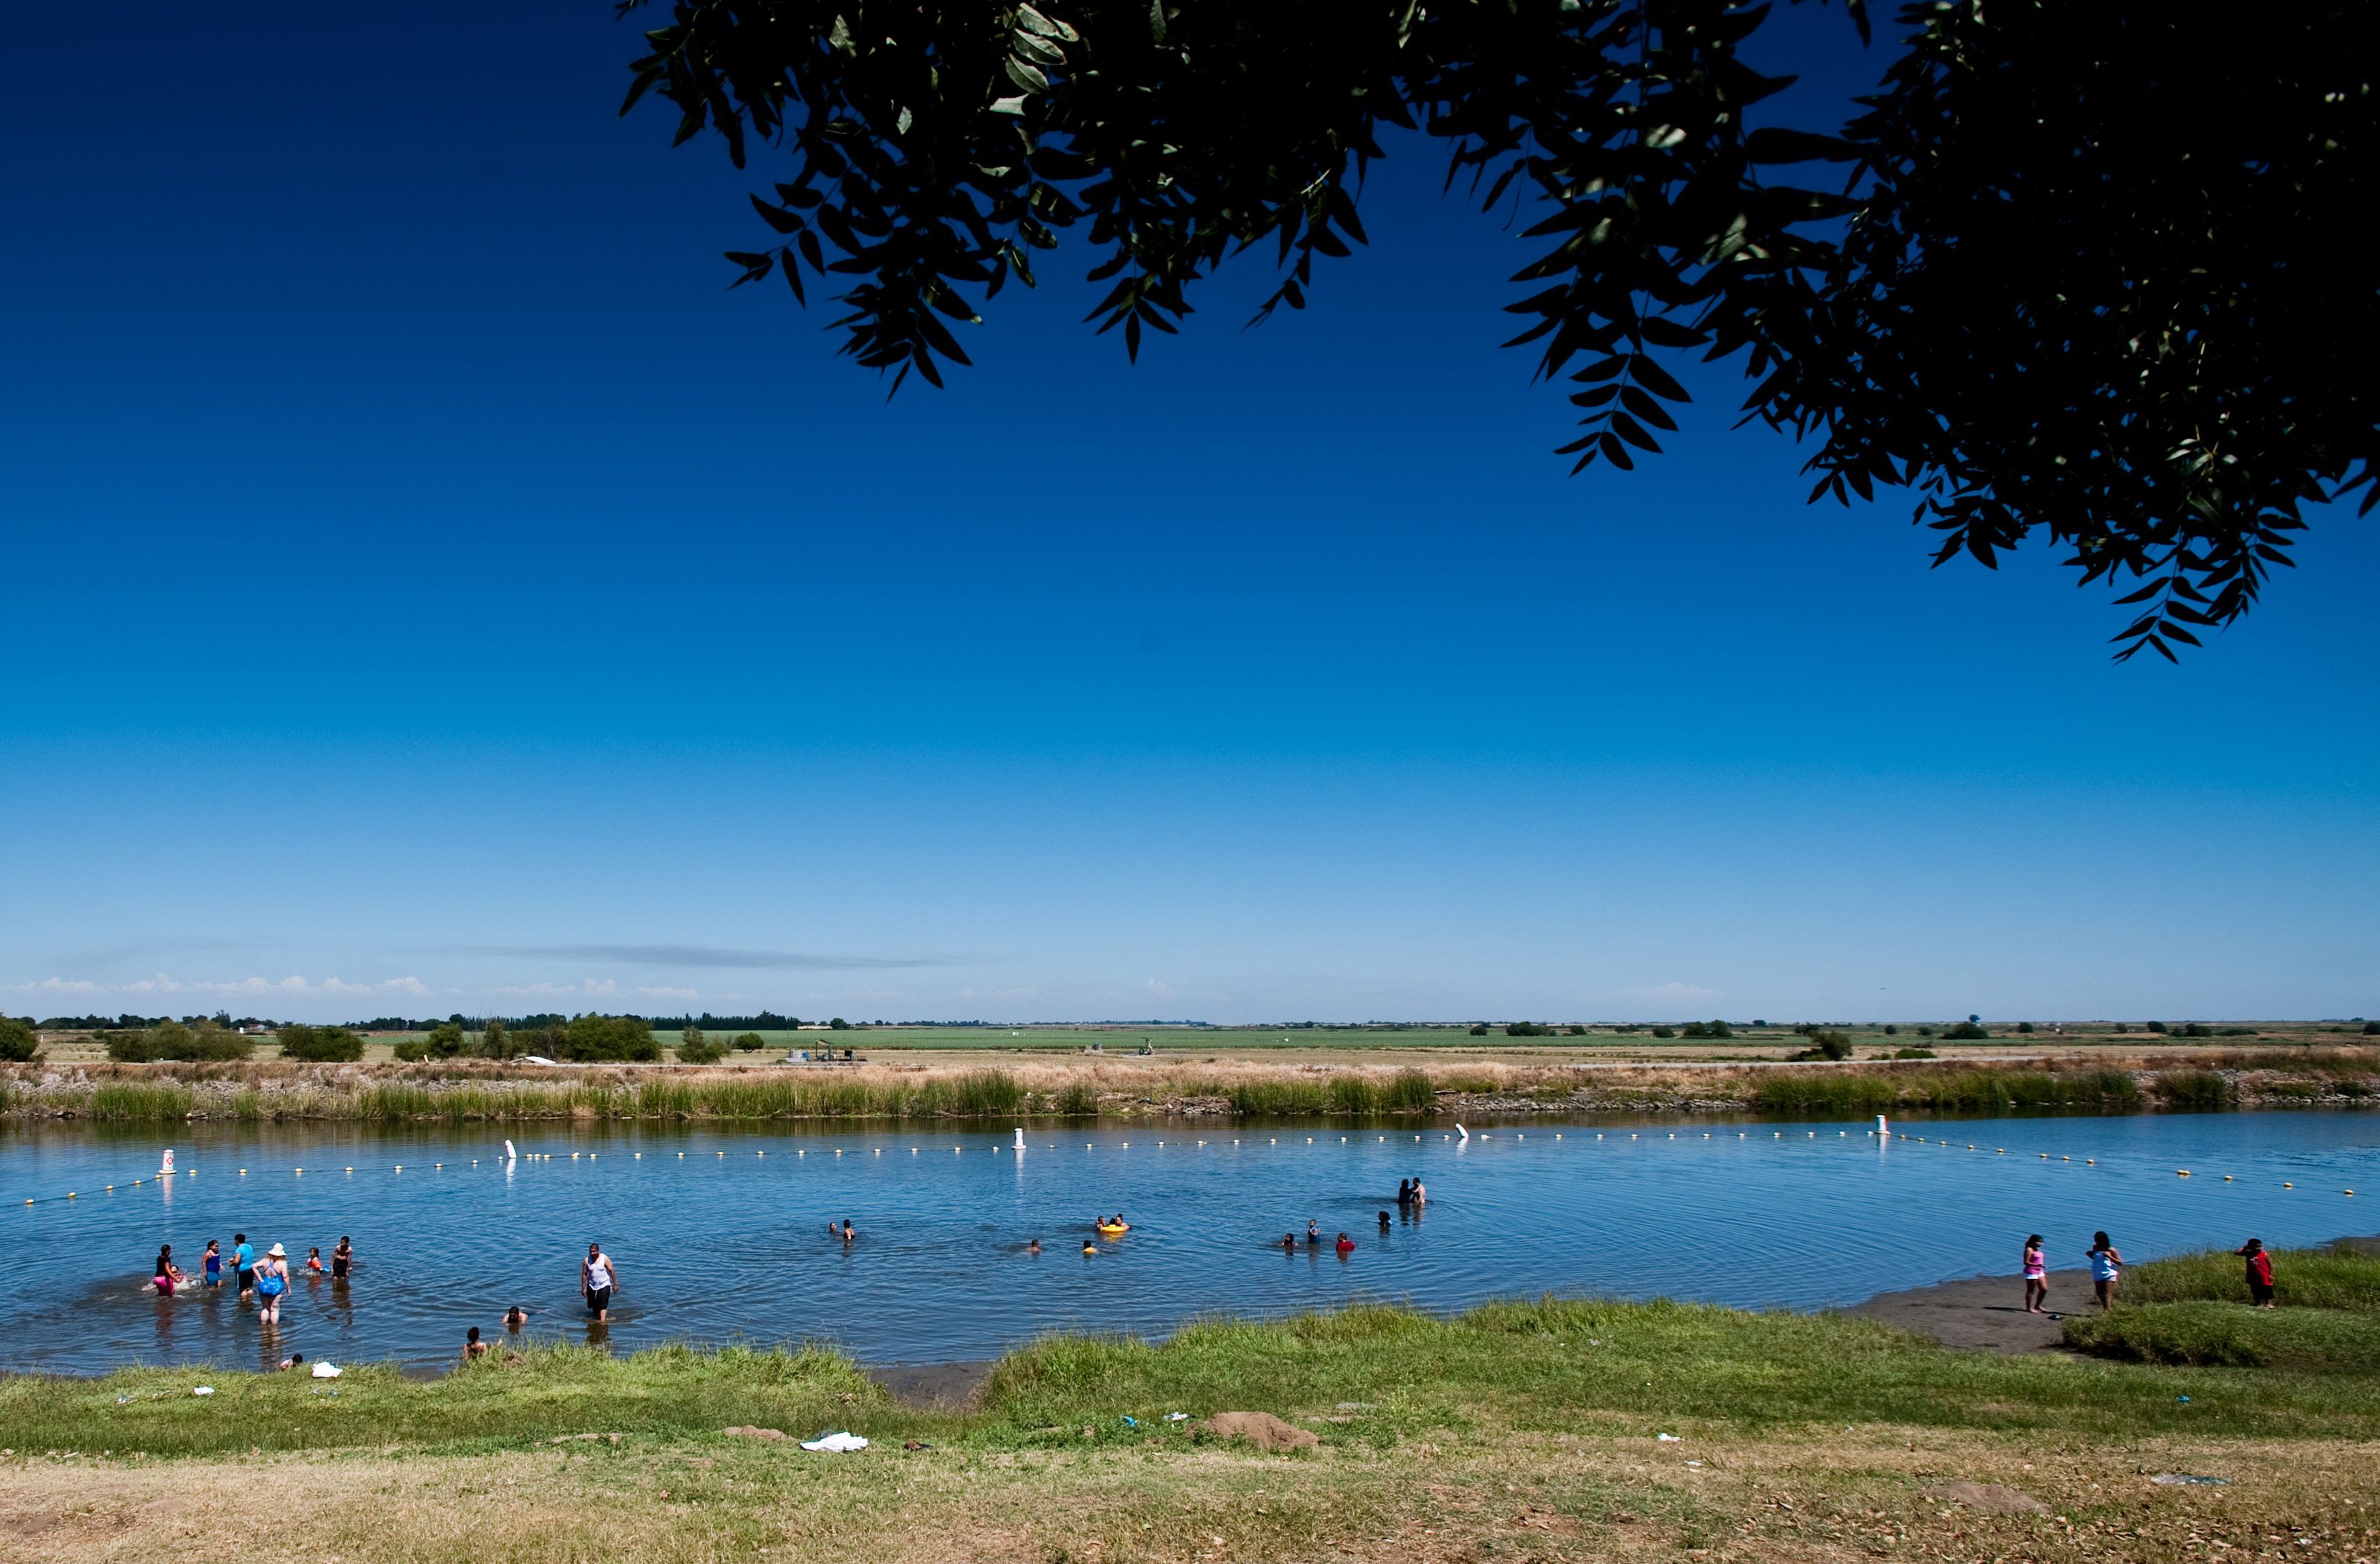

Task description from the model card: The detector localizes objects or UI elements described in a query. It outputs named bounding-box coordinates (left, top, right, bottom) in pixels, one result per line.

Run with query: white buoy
left=1875, top=1113, right=1888, bottom=1137
left=1455, top=1124, right=1470, bottom=1141
left=160, top=1149, right=176, bottom=1178
left=1014, top=1127, right=1027, bottom=1151
left=504, top=1139, right=518, bottom=1162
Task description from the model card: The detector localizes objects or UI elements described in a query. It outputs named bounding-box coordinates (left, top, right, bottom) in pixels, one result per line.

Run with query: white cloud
left=490, top=979, right=620, bottom=999
left=1146, top=976, right=1175, bottom=1000
left=635, top=986, right=699, bottom=1001
left=108, top=973, right=431, bottom=998
left=1619, top=981, right=1722, bottom=1004
left=36, top=977, right=104, bottom=994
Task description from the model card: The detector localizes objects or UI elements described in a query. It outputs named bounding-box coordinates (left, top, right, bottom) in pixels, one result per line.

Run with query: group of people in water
left=152, top=1232, right=355, bottom=1326
left=2021, top=1231, right=2279, bottom=1314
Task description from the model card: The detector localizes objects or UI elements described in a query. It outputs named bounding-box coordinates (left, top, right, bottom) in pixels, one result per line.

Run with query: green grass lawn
left=2062, top=1242, right=2380, bottom=1369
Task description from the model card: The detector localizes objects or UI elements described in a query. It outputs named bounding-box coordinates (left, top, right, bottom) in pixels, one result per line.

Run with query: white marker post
left=1013, top=1127, right=1026, bottom=1151
left=1876, top=1113, right=1889, bottom=1137
left=160, top=1149, right=176, bottom=1178
left=503, top=1139, right=517, bottom=1162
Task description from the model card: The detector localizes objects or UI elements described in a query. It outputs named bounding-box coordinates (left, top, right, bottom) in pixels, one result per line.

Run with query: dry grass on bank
left=4, top=1421, right=2374, bottom=1564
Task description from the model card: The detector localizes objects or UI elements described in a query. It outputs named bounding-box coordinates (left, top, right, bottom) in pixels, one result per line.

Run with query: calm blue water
left=2, top=1111, right=2372, bottom=1374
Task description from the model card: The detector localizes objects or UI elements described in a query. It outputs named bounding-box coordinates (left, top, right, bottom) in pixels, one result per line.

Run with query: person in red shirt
left=1334, top=1232, right=1356, bottom=1256
left=2238, top=1239, right=2276, bottom=1308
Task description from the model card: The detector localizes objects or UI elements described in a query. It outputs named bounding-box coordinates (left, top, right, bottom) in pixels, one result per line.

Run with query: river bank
left=6, top=1280, right=2378, bottom=1564
left=5, top=1046, right=2373, bottom=1124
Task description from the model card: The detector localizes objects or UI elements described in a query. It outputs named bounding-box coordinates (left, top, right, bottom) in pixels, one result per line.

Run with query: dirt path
left=1845, top=1267, right=2091, bottom=1353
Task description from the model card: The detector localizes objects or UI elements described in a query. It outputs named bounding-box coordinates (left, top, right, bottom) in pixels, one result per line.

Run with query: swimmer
left=232, top=1232, right=255, bottom=1299
left=1027, top=1238, right=1042, bottom=1255
left=1377, top=1210, right=1391, bottom=1232
left=1280, top=1233, right=1297, bottom=1252
left=1396, top=1178, right=1412, bottom=1205
left=331, top=1236, right=353, bottom=1280
left=839, top=1219, right=857, bottom=1243
left=306, top=1246, right=324, bottom=1275
left=582, top=1240, right=618, bottom=1322
left=2021, top=1234, right=2048, bottom=1314
left=503, top=1305, right=530, bottom=1331
left=1335, top=1232, right=1355, bottom=1256
left=1305, top=1221, right=1321, bottom=1245
left=464, top=1326, right=490, bottom=1361
left=153, top=1244, right=187, bottom=1296
left=255, top=1244, right=291, bottom=1324
left=1410, top=1178, right=1426, bottom=1205
left=279, top=1353, right=304, bottom=1372
left=202, top=1240, right=223, bottom=1289
left=1081, top=1239, right=1097, bottom=1255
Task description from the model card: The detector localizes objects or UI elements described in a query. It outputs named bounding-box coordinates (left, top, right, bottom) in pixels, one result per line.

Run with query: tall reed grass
left=88, top=1082, right=196, bottom=1122
left=1751, top=1067, right=2144, bottom=1118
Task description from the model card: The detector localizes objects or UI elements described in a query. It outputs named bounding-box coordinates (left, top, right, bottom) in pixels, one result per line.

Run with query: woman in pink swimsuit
left=2021, top=1234, right=2048, bottom=1315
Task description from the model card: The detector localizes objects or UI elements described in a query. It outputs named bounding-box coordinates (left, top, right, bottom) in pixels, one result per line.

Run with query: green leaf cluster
left=623, top=0, right=2370, bottom=656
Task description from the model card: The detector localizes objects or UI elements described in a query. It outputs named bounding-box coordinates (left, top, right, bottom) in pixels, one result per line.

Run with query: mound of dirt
left=1195, top=1412, right=1320, bottom=1452
left=723, top=1425, right=788, bottom=1440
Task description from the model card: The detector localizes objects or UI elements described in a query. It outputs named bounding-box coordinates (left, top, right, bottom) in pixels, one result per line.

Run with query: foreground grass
left=7, top=1301, right=2380, bottom=1562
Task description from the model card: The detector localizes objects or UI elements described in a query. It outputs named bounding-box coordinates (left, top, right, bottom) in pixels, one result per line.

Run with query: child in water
left=153, top=1245, right=187, bottom=1296
left=503, top=1305, right=530, bottom=1331
left=202, top=1240, right=223, bottom=1289
left=2022, top=1234, right=2048, bottom=1315
left=1335, top=1232, right=1356, bottom=1256
left=1280, top=1233, right=1297, bottom=1252
left=1027, top=1238, right=1042, bottom=1255
left=465, top=1326, right=489, bottom=1361
left=306, top=1246, right=325, bottom=1275
left=1081, top=1239, right=1097, bottom=1255
left=1305, top=1221, right=1321, bottom=1245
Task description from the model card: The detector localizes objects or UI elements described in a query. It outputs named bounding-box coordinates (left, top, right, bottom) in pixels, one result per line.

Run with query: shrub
left=277, top=1024, right=364, bottom=1063
left=1467, top=1023, right=1488, bottom=1036
left=1681, top=1019, right=1732, bottom=1039
left=392, top=1038, right=429, bottom=1062
left=2146, top=1020, right=2169, bottom=1034
left=733, top=1031, right=766, bottom=1051
left=1791, top=1030, right=1854, bottom=1062
left=1891, top=1046, right=1937, bottom=1059
left=2365, top=1021, right=2379, bottom=1035
left=560, top=1014, right=662, bottom=1062
left=0, top=1016, right=41, bottom=1062
left=2015, top=1021, right=2035, bottom=1033
left=675, top=1025, right=728, bottom=1064
left=1051, top=1082, right=1099, bottom=1116
left=1882, top=1024, right=1899, bottom=1036
left=2181, top=1022, right=2215, bottom=1038
left=474, top=1019, right=518, bottom=1059
left=1649, top=1025, right=1676, bottom=1038
left=1940, top=1022, right=1991, bottom=1040
left=109, top=1022, right=254, bottom=1062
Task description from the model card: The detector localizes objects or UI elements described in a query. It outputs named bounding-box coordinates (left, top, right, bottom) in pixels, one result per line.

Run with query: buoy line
left=8, top=1124, right=2349, bottom=1211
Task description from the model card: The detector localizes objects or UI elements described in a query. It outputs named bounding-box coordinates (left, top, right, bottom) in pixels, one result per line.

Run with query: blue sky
left=3, top=4, right=2372, bottom=1024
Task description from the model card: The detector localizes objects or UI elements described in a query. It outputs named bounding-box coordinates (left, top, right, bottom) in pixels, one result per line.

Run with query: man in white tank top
left=581, top=1241, right=618, bottom=1322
